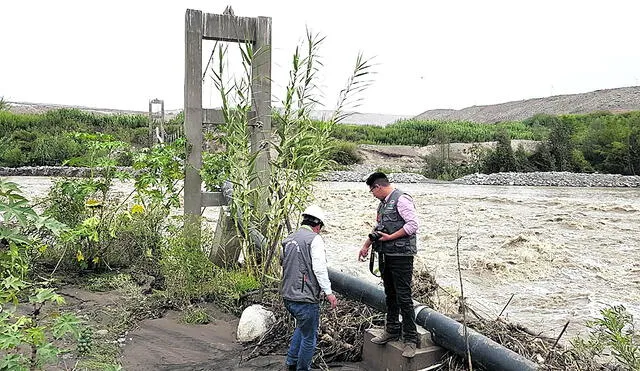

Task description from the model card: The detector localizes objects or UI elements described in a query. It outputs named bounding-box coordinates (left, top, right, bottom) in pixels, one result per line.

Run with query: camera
left=368, top=232, right=382, bottom=242
left=368, top=224, right=386, bottom=242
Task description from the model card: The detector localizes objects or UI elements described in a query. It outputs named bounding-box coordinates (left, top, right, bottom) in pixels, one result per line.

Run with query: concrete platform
left=361, top=328, right=446, bottom=371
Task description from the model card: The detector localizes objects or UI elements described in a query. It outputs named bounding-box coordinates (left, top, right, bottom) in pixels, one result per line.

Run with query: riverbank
left=3, top=166, right=640, bottom=188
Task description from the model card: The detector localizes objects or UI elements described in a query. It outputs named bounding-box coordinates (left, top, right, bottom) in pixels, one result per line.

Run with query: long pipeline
left=327, top=268, right=538, bottom=371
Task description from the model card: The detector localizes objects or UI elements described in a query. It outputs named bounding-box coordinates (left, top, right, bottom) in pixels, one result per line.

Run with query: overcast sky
left=2, top=0, right=639, bottom=115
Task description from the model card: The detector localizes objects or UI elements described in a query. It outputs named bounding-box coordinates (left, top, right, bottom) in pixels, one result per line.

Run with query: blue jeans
left=284, top=300, right=320, bottom=371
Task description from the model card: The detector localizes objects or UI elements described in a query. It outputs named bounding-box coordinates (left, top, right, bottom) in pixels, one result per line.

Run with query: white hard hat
left=302, top=205, right=326, bottom=225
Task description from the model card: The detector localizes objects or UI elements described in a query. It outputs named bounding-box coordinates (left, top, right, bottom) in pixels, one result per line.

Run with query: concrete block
left=362, top=328, right=446, bottom=371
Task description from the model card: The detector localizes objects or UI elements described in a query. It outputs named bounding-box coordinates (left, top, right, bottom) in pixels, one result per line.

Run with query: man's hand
left=326, top=294, right=338, bottom=309
left=358, top=246, right=370, bottom=261
left=376, top=232, right=392, bottom=241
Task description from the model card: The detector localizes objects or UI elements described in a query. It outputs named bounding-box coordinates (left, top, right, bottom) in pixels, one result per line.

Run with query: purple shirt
left=384, top=190, right=419, bottom=235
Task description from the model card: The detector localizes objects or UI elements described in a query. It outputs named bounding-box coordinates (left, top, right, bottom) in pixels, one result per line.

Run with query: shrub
left=571, top=305, right=640, bottom=370
left=0, top=179, right=86, bottom=371
left=43, top=178, right=96, bottom=227
left=480, top=130, right=516, bottom=173
left=179, top=307, right=212, bottom=324
left=31, top=134, right=84, bottom=166
left=160, top=226, right=219, bottom=305
left=0, top=146, right=25, bottom=166
left=0, top=96, right=9, bottom=111
left=327, top=140, right=362, bottom=165
left=159, top=224, right=260, bottom=310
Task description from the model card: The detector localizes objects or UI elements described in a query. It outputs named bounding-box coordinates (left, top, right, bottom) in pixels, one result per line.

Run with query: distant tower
left=148, top=98, right=165, bottom=145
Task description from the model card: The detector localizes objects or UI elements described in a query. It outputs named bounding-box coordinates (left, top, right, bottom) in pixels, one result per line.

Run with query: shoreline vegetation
left=0, top=107, right=639, bottom=180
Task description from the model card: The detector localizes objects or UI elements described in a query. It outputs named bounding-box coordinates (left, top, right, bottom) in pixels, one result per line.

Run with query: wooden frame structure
left=148, top=98, right=165, bottom=145
left=183, top=9, right=272, bottom=238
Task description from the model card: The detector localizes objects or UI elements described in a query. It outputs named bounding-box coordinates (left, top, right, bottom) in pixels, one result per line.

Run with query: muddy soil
left=120, top=308, right=285, bottom=371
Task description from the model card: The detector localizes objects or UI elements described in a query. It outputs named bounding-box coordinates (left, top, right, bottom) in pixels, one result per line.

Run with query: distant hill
left=309, top=109, right=410, bottom=126
left=414, top=86, right=640, bottom=123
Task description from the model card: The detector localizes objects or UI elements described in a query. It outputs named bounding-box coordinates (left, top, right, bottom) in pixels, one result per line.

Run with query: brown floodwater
left=315, top=181, right=640, bottom=343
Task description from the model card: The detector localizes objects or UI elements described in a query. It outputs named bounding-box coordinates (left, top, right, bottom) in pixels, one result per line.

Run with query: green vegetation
left=0, top=179, right=86, bottom=370
left=179, top=307, right=212, bottom=325
left=205, top=30, right=373, bottom=283
left=331, top=119, right=540, bottom=145
left=327, top=139, right=362, bottom=166
left=476, top=112, right=640, bottom=176
left=570, top=305, right=640, bottom=370
left=0, top=96, right=9, bottom=111
left=1, top=99, right=638, bottom=176
left=0, top=108, right=183, bottom=167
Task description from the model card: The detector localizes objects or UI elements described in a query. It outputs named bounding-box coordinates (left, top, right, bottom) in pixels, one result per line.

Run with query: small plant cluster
left=0, top=178, right=89, bottom=370
left=40, top=135, right=184, bottom=271
left=0, top=96, right=9, bottom=111
left=570, top=305, right=640, bottom=370
left=179, top=307, right=211, bottom=325
left=159, top=225, right=260, bottom=311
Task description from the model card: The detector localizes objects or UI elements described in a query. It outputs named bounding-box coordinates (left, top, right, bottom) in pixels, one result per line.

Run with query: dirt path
left=120, top=308, right=364, bottom=370
left=120, top=309, right=285, bottom=370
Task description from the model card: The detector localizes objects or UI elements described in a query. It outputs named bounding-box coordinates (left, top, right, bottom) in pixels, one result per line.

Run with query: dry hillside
left=415, top=85, right=640, bottom=123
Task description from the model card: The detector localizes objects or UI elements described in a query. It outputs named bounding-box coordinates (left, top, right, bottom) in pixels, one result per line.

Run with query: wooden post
left=184, top=9, right=203, bottom=239
left=183, top=8, right=272, bottom=253
left=251, top=16, right=272, bottom=193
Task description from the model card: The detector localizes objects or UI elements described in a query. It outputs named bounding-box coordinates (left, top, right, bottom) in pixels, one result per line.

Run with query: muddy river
left=8, top=176, right=640, bottom=343
left=316, top=182, right=640, bottom=343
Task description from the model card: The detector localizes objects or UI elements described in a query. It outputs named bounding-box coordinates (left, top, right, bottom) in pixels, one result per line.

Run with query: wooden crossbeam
left=201, top=191, right=226, bottom=207
left=203, top=13, right=256, bottom=42
left=203, top=108, right=258, bottom=125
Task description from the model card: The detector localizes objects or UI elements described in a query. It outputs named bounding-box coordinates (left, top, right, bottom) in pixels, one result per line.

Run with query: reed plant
left=206, top=31, right=373, bottom=281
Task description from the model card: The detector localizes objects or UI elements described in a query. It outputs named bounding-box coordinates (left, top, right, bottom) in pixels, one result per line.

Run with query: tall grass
left=207, top=31, right=373, bottom=281
left=0, top=96, right=8, bottom=111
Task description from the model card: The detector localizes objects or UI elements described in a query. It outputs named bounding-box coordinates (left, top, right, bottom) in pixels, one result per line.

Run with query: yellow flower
left=131, top=204, right=145, bottom=215
left=85, top=199, right=103, bottom=208
left=76, top=250, right=85, bottom=262
left=38, top=244, right=48, bottom=254
left=92, top=257, right=100, bottom=264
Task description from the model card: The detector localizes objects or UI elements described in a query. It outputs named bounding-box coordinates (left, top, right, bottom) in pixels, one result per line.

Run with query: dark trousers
left=380, top=254, right=417, bottom=344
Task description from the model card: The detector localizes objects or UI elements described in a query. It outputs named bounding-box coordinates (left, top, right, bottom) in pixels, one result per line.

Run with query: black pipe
left=328, top=268, right=538, bottom=371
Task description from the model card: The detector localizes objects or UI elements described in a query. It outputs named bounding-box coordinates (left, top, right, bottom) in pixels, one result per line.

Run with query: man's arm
left=311, top=236, right=337, bottom=308
left=396, top=194, right=419, bottom=236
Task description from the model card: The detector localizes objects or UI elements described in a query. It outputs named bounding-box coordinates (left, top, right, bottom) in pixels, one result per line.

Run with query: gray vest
left=376, top=189, right=417, bottom=256
left=280, top=227, right=321, bottom=303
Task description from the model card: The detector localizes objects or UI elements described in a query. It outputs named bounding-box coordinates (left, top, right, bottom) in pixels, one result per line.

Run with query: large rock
left=236, top=304, right=275, bottom=343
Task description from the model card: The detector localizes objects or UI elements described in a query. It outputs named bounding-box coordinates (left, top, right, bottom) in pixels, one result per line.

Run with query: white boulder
left=236, top=304, right=275, bottom=342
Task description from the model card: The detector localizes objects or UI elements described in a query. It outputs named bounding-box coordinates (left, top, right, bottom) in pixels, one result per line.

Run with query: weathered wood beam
left=250, top=16, right=272, bottom=195
left=201, top=191, right=226, bottom=207
left=203, top=108, right=258, bottom=125
left=184, top=9, right=203, bottom=237
left=203, top=108, right=225, bottom=125
left=203, top=13, right=256, bottom=42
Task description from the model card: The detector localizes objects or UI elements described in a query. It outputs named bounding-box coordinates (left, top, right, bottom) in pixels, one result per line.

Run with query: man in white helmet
left=280, top=205, right=338, bottom=371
